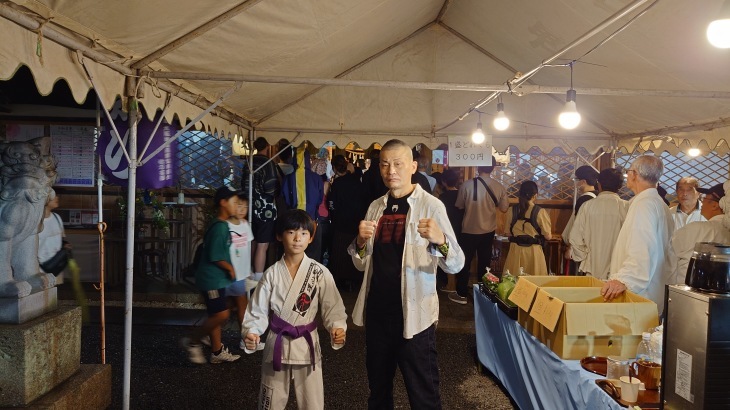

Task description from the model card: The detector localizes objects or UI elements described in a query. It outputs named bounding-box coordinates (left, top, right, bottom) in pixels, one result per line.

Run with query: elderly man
left=569, top=168, right=628, bottom=279
left=350, top=139, right=464, bottom=409
left=670, top=177, right=706, bottom=230
left=671, top=182, right=730, bottom=284
left=601, top=156, right=675, bottom=313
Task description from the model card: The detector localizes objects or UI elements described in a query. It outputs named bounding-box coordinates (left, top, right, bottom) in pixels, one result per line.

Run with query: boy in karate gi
left=243, top=209, right=347, bottom=410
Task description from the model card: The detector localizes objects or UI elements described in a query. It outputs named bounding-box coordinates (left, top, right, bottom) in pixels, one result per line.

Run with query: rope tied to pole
left=34, top=16, right=53, bottom=65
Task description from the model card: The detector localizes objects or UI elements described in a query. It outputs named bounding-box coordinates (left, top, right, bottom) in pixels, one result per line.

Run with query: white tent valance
left=0, top=13, right=242, bottom=138
left=616, top=127, right=730, bottom=156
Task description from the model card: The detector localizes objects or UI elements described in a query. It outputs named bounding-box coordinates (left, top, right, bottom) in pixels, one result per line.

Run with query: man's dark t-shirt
left=367, top=192, right=411, bottom=317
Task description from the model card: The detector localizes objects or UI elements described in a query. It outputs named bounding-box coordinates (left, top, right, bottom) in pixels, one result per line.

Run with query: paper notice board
left=447, top=135, right=492, bottom=167
left=5, top=124, right=96, bottom=187
left=51, top=125, right=96, bottom=187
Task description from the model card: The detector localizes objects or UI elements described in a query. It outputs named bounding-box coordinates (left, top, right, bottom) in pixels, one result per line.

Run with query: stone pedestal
left=0, top=288, right=57, bottom=324
left=0, top=306, right=80, bottom=407
left=19, top=364, right=112, bottom=410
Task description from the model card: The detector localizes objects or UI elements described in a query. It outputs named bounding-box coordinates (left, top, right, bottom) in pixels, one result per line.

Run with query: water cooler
left=661, top=284, right=730, bottom=409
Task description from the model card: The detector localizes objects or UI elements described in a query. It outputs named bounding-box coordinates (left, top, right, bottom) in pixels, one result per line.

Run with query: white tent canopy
left=5, top=2, right=730, bottom=408
left=3, top=0, right=730, bottom=154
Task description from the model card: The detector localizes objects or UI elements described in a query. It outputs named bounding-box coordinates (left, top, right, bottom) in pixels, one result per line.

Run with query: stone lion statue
left=0, top=137, right=57, bottom=298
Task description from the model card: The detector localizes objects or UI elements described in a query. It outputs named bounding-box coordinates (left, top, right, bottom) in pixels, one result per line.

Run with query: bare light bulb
left=493, top=103, right=510, bottom=131
left=688, top=148, right=701, bottom=157
left=708, top=19, right=730, bottom=48
left=472, top=121, right=485, bottom=144
left=559, top=90, right=581, bottom=130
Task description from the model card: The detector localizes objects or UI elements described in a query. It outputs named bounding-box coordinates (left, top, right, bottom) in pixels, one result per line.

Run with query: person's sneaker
left=439, top=287, right=456, bottom=294
left=201, top=335, right=211, bottom=347
left=210, top=345, right=240, bottom=364
left=181, top=337, right=206, bottom=364
left=448, top=292, right=468, bottom=305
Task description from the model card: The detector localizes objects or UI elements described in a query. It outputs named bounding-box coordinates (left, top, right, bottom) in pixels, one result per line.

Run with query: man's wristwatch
left=434, top=234, right=449, bottom=256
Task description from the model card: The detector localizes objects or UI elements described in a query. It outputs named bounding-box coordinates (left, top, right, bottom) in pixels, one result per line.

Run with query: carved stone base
left=0, top=287, right=57, bottom=324
left=0, top=306, right=80, bottom=407
left=18, top=364, right=112, bottom=410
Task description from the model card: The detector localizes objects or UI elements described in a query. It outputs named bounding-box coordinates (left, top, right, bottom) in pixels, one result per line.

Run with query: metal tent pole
left=95, top=98, right=107, bottom=364
left=122, top=94, right=139, bottom=410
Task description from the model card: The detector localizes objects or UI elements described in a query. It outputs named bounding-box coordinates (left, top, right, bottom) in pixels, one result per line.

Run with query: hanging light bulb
left=688, top=148, right=701, bottom=157
left=559, top=63, right=581, bottom=130
left=559, top=90, right=581, bottom=129
left=708, top=1, right=730, bottom=48
left=472, top=113, right=485, bottom=144
left=493, top=102, right=510, bottom=131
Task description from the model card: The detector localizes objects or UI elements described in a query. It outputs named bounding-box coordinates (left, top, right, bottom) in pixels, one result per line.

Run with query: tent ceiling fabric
left=2, top=0, right=730, bottom=154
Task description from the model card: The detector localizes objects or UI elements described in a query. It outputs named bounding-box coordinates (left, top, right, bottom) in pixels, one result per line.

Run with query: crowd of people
left=181, top=137, right=730, bottom=409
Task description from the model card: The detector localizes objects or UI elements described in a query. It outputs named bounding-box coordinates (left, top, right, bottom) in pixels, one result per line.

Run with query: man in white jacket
left=669, top=177, right=705, bottom=231
left=569, top=168, right=628, bottom=279
left=671, top=182, right=730, bottom=284
left=601, top=156, right=675, bottom=313
left=349, top=139, right=464, bottom=410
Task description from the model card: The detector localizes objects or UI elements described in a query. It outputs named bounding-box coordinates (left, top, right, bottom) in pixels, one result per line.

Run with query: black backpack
left=508, top=205, right=545, bottom=247
left=189, top=219, right=228, bottom=274
left=241, top=159, right=267, bottom=196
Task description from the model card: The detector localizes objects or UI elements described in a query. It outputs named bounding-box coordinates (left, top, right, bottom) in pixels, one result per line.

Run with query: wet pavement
left=64, top=281, right=517, bottom=409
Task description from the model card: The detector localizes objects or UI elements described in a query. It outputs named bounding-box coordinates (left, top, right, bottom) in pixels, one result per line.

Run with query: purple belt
left=270, top=314, right=318, bottom=372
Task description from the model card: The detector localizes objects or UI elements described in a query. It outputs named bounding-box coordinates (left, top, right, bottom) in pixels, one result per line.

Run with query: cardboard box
left=528, top=287, right=659, bottom=359
left=509, top=276, right=604, bottom=334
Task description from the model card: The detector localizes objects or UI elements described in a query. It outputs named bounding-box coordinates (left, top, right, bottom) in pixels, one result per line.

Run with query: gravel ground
left=80, top=322, right=516, bottom=409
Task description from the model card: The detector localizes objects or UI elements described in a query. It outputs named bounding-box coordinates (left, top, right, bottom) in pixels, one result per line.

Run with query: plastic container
left=650, top=325, right=663, bottom=365
left=635, top=332, right=654, bottom=362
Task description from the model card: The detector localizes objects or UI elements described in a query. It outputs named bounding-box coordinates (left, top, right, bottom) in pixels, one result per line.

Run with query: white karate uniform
left=609, top=188, right=675, bottom=313
left=671, top=215, right=730, bottom=284
left=569, top=192, right=628, bottom=279
left=243, top=256, right=347, bottom=410
left=670, top=204, right=705, bottom=231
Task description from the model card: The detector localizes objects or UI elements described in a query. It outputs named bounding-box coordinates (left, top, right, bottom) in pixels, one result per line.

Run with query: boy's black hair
left=236, top=193, right=249, bottom=202
left=275, top=209, right=316, bottom=237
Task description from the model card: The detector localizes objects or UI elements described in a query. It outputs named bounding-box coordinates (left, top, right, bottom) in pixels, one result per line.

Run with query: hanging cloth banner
left=96, top=105, right=180, bottom=189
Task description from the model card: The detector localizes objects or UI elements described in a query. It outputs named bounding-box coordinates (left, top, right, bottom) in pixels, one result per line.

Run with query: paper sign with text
left=447, top=135, right=492, bottom=166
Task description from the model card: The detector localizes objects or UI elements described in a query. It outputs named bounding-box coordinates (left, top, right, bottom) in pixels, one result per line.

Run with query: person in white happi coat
left=562, top=165, right=598, bottom=274
left=669, top=176, right=706, bottom=231
left=569, top=168, right=629, bottom=279
left=243, top=209, right=347, bottom=410
left=671, top=182, right=730, bottom=284
left=601, top=156, right=675, bottom=314
left=350, top=139, right=465, bottom=410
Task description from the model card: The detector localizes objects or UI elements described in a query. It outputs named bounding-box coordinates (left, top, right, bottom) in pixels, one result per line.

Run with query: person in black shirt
left=350, top=139, right=464, bottom=410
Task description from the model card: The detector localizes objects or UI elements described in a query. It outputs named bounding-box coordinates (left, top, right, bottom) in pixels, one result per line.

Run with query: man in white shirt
left=350, top=139, right=464, bottom=409
left=670, top=177, right=705, bottom=231
left=601, top=156, right=675, bottom=313
left=671, top=183, right=730, bottom=284
left=452, top=157, right=509, bottom=304
left=569, top=168, right=628, bottom=279
left=562, top=165, right=599, bottom=273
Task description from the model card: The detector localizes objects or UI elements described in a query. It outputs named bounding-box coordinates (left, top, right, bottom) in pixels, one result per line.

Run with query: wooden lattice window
left=492, top=146, right=597, bottom=200
left=178, top=131, right=241, bottom=190
left=615, top=151, right=730, bottom=202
